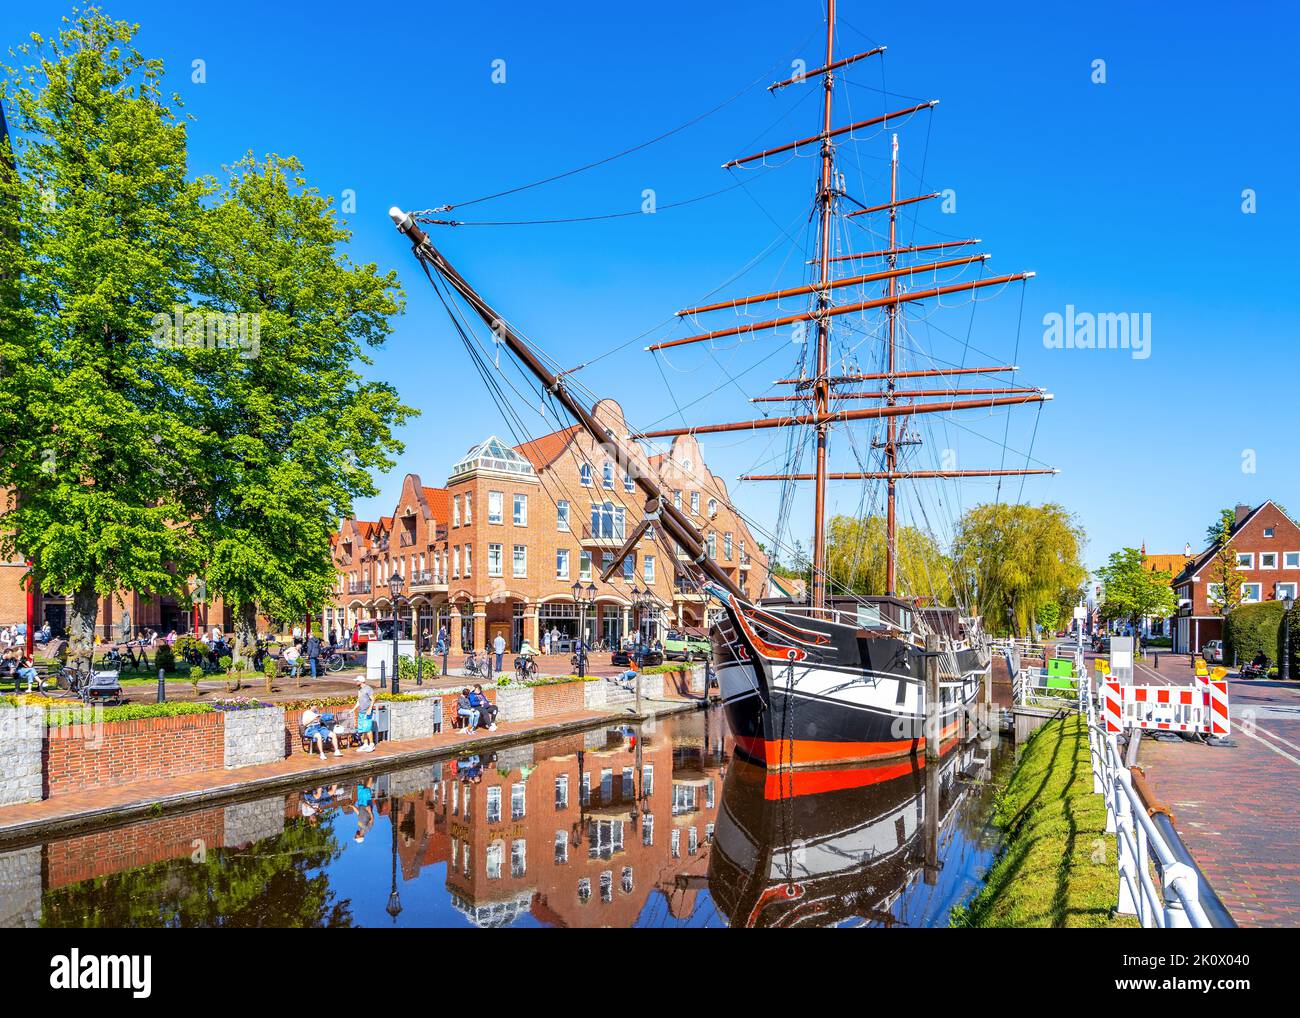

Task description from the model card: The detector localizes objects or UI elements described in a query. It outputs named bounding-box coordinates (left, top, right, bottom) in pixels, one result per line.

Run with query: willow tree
left=181, top=154, right=415, bottom=658
left=825, top=514, right=953, bottom=603
left=951, top=503, right=1087, bottom=636
left=0, top=13, right=205, bottom=664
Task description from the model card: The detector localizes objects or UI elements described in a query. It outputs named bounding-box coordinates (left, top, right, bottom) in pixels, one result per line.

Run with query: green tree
left=1203, top=508, right=1244, bottom=616
left=181, top=154, right=414, bottom=658
left=951, top=503, right=1087, bottom=637
left=825, top=514, right=953, bottom=603
left=1095, top=547, right=1177, bottom=637
left=1036, top=600, right=1061, bottom=634
left=0, top=12, right=206, bottom=666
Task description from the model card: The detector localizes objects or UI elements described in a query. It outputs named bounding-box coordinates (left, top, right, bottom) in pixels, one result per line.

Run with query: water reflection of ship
left=708, top=737, right=989, bottom=928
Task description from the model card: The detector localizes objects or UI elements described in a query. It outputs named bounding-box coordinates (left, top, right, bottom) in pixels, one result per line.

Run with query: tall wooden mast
left=401, top=9, right=1056, bottom=619
left=884, top=133, right=900, bottom=594
left=810, top=0, right=838, bottom=609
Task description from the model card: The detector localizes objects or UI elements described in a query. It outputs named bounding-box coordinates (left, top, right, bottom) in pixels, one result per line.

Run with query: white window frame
left=512, top=493, right=528, bottom=526
left=453, top=495, right=461, bottom=528
left=513, top=544, right=527, bottom=578
left=452, top=546, right=460, bottom=579
left=1264, top=527, right=1276, bottom=538
left=463, top=545, right=471, bottom=577
left=623, top=471, right=634, bottom=493
left=602, top=461, right=614, bottom=489
left=487, top=490, right=504, bottom=525
left=690, top=491, right=700, bottom=515
left=486, top=786, right=502, bottom=824
left=1276, top=582, right=1297, bottom=601
left=579, top=463, right=592, bottom=486
left=1286, top=551, right=1300, bottom=569
left=464, top=493, right=472, bottom=524
left=580, top=551, right=592, bottom=582
left=1241, top=582, right=1262, bottom=603
left=643, top=555, right=655, bottom=584
left=1260, top=551, right=1278, bottom=569
left=1236, top=552, right=1254, bottom=570
left=488, top=543, right=503, bottom=577
left=556, top=500, right=570, bottom=532
left=556, top=548, right=570, bottom=580
left=1207, top=582, right=1224, bottom=606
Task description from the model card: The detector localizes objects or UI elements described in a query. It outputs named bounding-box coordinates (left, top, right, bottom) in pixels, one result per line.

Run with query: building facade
left=1171, top=501, right=1300, bottom=654
left=326, top=399, right=771, bottom=652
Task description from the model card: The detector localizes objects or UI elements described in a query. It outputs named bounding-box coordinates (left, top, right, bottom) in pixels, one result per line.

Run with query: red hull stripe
left=736, top=719, right=964, bottom=770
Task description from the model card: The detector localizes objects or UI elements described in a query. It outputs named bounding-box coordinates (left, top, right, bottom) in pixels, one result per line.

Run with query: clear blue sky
left=6, top=1, right=1298, bottom=575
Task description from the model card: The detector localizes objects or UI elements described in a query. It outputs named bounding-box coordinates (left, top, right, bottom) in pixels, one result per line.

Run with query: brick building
left=326, top=399, right=771, bottom=652
left=1, top=487, right=241, bottom=641
left=406, top=713, right=728, bottom=927
left=1171, top=501, right=1300, bottom=654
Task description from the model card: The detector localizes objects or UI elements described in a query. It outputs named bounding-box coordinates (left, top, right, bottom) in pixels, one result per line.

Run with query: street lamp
left=571, top=581, right=595, bottom=677
left=1284, top=593, right=1295, bottom=682
left=387, top=571, right=404, bottom=694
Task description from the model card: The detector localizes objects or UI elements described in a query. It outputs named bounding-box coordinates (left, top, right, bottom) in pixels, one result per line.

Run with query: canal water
left=2, top=709, right=1010, bottom=928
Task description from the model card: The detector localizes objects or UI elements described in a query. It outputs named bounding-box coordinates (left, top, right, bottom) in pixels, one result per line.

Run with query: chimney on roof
left=1234, top=503, right=1252, bottom=527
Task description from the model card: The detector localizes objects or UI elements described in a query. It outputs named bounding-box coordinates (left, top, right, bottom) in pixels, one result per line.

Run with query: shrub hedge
left=1224, top=600, right=1286, bottom=666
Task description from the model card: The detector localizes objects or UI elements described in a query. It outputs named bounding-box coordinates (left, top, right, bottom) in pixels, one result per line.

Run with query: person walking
left=492, top=632, right=506, bottom=674
left=306, top=632, right=322, bottom=680
left=354, top=676, right=377, bottom=752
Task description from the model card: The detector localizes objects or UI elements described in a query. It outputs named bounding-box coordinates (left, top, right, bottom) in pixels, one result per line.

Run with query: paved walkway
left=1102, top=651, right=1300, bottom=927
left=0, top=694, right=705, bottom=846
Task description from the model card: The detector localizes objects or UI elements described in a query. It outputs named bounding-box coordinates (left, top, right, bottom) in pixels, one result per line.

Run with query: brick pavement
left=1116, top=653, right=1300, bottom=927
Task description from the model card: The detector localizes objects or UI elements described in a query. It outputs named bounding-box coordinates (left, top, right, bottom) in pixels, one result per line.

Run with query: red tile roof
left=422, top=486, right=451, bottom=524
left=514, top=426, right=580, bottom=470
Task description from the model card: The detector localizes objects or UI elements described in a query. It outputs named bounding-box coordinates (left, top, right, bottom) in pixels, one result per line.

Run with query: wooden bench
left=299, top=710, right=359, bottom=753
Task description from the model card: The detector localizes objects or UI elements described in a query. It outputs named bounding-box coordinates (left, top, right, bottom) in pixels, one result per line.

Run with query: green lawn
left=956, top=714, right=1139, bottom=928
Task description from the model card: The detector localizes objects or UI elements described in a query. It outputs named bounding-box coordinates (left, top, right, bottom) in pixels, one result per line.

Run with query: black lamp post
left=386, top=796, right=403, bottom=924
left=388, top=571, right=404, bottom=695
left=1284, top=593, right=1295, bottom=682
left=571, top=581, right=596, bottom=677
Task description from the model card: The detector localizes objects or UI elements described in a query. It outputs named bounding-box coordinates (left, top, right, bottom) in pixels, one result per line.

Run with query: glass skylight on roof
left=450, top=435, right=536, bottom=478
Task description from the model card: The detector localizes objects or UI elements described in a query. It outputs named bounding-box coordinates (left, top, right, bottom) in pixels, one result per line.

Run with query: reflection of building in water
left=392, top=713, right=729, bottom=927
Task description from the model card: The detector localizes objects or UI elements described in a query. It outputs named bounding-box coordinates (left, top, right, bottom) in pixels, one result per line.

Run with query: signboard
left=1109, top=635, right=1134, bottom=685
left=1072, top=606, right=1087, bottom=621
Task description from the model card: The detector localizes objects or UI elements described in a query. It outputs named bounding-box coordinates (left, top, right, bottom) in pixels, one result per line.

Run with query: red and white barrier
left=1099, top=674, right=1229, bottom=736
left=1103, top=678, right=1124, bottom=734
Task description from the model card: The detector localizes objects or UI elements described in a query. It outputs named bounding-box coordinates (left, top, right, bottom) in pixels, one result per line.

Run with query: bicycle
left=514, top=655, right=538, bottom=683
left=324, top=650, right=346, bottom=673
left=463, top=652, right=489, bottom=679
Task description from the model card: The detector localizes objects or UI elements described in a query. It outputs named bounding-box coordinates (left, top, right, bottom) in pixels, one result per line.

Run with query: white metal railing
left=1012, top=645, right=1087, bottom=707
left=1080, top=679, right=1213, bottom=928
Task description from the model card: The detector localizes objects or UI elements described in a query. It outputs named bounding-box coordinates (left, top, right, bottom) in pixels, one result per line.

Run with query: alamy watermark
left=150, top=306, right=261, bottom=359
left=1042, top=305, right=1151, bottom=361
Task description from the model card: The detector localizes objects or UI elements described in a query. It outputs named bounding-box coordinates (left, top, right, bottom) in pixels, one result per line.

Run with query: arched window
left=602, top=461, right=614, bottom=489
left=579, top=463, right=592, bottom=486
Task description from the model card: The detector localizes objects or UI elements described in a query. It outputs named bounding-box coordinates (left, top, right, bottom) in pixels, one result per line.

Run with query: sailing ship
left=389, top=1, right=1053, bottom=769
left=707, top=736, right=988, bottom=928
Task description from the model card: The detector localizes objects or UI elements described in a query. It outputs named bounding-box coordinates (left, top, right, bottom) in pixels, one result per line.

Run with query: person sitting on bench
left=456, top=688, right=479, bottom=732
left=303, top=706, right=343, bottom=760
left=470, top=684, right=497, bottom=731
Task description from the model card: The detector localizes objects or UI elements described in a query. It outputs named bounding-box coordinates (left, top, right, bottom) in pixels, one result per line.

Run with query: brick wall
left=44, top=805, right=226, bottom=890
left=531, top=681, right=586, bottom=718
left=44, top=712, right=225, bottom=799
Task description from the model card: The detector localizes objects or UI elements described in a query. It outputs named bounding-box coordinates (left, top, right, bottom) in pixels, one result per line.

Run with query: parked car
left=611, top=645, right=664, bottom=668
left=664, top=627, right=711, bottom=662
left=1201, top=640, right=1224, bottom=664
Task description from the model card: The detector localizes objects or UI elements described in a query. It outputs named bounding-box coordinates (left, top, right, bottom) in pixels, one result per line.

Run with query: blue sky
left=5, top=1, right=1298, bottom=575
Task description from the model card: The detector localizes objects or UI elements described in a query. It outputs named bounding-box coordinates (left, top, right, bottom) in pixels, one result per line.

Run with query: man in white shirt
left=302, top=706, right=342, bottom=760
left=492, top=633, right=506, bottom=673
